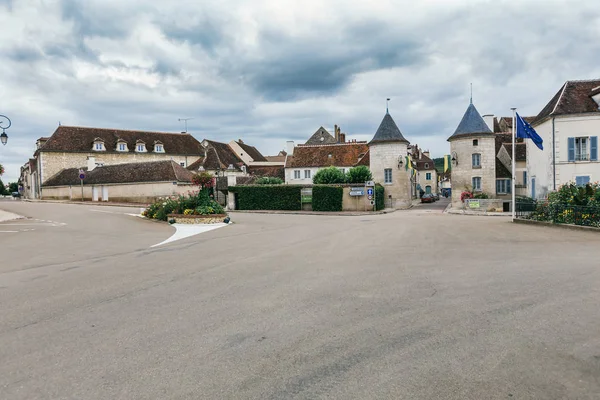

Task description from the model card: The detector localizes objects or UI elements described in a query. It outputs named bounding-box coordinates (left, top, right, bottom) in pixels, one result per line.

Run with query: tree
left=345, top=166, right=372, bottom=184
left=255, top=177, right=284, bottom=185
left=312, top=166, right=346, bottom=184
left=0, top=179, right=7, bottom=195
left=8, top=182, right=18, bottom=193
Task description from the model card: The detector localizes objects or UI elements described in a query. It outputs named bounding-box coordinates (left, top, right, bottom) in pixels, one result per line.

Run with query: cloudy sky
left=1, top=0, right=599, bottom=183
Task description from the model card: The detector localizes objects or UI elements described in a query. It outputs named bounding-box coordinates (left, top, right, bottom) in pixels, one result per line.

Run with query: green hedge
left=375, top=185, right=385, bottom=210
left=229, top=185, right=302, bottom=210
left=312, top=186, right=343, bottom=211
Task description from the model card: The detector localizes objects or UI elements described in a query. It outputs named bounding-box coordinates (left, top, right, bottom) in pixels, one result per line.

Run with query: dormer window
left=92, top=138, right=106, bottom=151
left=154, top=141, right=165, bottom=153
left=116, top=140, right=128, bottom=152
left=135, top=140, right=147, bottom=152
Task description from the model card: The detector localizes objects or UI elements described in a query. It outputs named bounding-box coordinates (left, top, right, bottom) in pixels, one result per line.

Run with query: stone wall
left=450, top=136, right=495, bottom=207
left=39, top=152, right=201, bottom=184
left=41, top=181, right=196, bottom=203
left=169, top=214, right=228, bottom=224
left=369, top=142, right=412, bottom=209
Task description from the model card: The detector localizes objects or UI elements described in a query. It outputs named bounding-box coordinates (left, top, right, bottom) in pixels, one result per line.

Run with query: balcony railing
left=575, top=154, right=589, bottom=161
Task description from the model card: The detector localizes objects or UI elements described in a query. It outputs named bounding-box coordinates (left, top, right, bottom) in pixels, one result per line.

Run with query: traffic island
left=167, top=214, right=229, bottom=224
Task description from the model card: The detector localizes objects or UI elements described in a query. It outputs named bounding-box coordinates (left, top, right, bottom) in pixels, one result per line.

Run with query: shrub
left=312, top=186, right=343, bottom=211
left=313, top=166, right=346, bottom=184
left=345, top=166, right=372, bottom=184
left=460, top=191, right=473, bottom=202
left=191, top=172, right=214, bottom=188
left=229, top=185, right=302, bottom=210
left=255, top=176, right=284, bottom=185
left=473, top=192, right=489, bottom=199
left=375, top=184, right=385, bottom=210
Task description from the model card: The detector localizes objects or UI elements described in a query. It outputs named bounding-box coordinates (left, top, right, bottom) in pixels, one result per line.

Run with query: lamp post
left=0, top=115, right=11, bottom=145
left=215, top=167, right=221, bottom=204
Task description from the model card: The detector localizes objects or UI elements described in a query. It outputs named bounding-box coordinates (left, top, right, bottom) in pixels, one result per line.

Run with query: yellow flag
left=444, top=155, right=449, bottom=172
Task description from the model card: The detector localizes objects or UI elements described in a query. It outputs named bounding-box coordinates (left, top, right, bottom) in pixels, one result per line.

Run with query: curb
left=228, top=209, right=396, bottom=216
left=23, top=199, right=148, bottom=208
left=513, top=218, right=600, bottom=233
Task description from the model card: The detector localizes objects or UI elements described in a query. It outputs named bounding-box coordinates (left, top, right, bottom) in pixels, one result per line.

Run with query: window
left=473, top=139, right=478, bottom=146
left=472, top=153, right=481, bottom=168
left=424, top=163, right=429, bottom=169
left=304, top=170, right=311, bottom=179
left=426, top=172, right=432, bottom=180
left=94, top=143, right=103, bottom=150
left=575, top=176, right=590, bottom=186
left=384, top=168, right=392, bottom=184
left=136, top=144, right=146, bottom=152
left=472, top=177, right=482, bottom=191
left=154, top=144, right=164, bottom=153
left=118, top=143, right=127, bottom=151
left=294, top=170, right=301, bottom=179
left=576, top=137, right=588, bottom=161
left=496, top=179, right=511, bottom=194
left=569, top=137, right=598, bottom=161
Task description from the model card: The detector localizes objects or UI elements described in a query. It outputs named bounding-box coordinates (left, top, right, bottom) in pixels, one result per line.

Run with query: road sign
left=349, top=188, right=364, bottom=196
left=367, top=188, right=374, bottom=196
left=78, top=169, right=86, bottom=180
left=365, top=181, right=375, bottom=187
left=368, top=195, right=373, bottom=200
left=370, top=200, right=375, bottom=205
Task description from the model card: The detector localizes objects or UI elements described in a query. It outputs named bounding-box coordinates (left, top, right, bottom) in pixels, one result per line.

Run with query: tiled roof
left=496, top=158, right=512, bottom=179
left=369, top=113, right=409, bottom=145
left=355, top=150, right=370, bottom=166
left=43, top=160, right=193, bottom=187
left=448, top=103, right=494, bottom=141
left=306, top=127, right=337, bottom=145
left=203, top=140, right=245, bottom=170
left=285, top=143, right=369, bottom=168
left=247, top=165, right=285, bottom=179
left=533, top=79, right=600, bottom=124
left=495, top=133, right=513, bottom=179
left=414, top=154, right=436, bottom=171
left=39, top=126, right=204, bottom=154
left=502, top=143, right=526, bottom=162
left=235, top=140, right=267, bottom=162
left=265, top=155, right=286, bottom=162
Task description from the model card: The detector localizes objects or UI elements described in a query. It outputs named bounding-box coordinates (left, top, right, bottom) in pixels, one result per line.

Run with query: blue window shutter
left=576, top=176, right=584, bottom=186
left=507, top=179, right=511, bottom=194
left=591, top=136, right=598, bottom=161
left=496, top=180, right=500, bottom=193
left=583, top=176, right=590, bottom=185
left=568, top=137, right=575, bottom=162
left=523, top=171, right=527, bottom=185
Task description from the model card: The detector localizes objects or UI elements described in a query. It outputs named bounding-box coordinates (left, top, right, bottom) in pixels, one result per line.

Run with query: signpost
left=349, top=187, right=365, bottom=196
left=79, top=169, right=85, bottom=201
left=365, top=181, right=376, bottom=211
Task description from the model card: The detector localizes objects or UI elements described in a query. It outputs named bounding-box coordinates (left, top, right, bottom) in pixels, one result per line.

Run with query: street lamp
left=0, top=115, right=11, bottom=145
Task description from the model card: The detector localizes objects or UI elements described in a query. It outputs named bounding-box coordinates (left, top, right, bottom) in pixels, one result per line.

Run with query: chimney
left=482, top=114, right=495, bottom=132
left=286, top=140, right=295, bottom=155
left=87, top=156, right=96, bottom=171
left=340, top=133, right=346, bottom=143
left=334, top=125, right=339, bottom=142
left=423, top=150, right=430, bottom=159
left=238, top=139, right=244, bottom=144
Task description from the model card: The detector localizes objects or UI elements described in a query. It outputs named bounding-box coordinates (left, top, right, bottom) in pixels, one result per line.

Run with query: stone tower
left=369, top=112, right=412, bottom=209
left=447, top=102, right=496, bottom=207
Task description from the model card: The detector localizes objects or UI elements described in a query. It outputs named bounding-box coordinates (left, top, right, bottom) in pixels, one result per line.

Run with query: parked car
left=11, top=192, right=21, bottom=198
left=433, top=193, right=440, bottom=201
left=421, top=194, right=434, bottom=203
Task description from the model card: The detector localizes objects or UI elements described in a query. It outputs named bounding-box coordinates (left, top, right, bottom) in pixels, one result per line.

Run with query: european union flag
left=516, top=112, right=543, bottom=150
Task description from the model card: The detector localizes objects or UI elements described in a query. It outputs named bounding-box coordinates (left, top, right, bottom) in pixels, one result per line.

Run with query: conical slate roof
left=447, top=103, right=494, bottom=141
left=369, top=112, right=409, bottom=145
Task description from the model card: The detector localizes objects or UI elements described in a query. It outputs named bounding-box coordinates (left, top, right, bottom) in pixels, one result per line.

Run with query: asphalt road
left=1, top=200, right=600, bottom=399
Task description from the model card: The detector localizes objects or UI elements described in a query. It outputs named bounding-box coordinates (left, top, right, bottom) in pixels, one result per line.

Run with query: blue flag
left=516, top=113, right=543, bottom=150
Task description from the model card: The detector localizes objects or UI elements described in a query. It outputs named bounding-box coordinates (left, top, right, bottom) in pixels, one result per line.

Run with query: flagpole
left=511, top=108, right=517, bottom=221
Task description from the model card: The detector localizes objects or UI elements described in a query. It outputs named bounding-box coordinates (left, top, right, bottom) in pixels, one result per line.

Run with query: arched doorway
left=425, top=185, right=432, bottom=194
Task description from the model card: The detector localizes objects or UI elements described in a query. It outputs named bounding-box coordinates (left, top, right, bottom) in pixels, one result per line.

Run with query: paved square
left=1, top=201, right=600, bottom=399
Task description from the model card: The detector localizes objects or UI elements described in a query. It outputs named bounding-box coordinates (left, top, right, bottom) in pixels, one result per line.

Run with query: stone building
left=447, top=102, right=496, bottom=207
left=24, top=126, right=205, bottom=199
left=410, top=144, right=438, bottom=195
left=369, top=112, right=412, bottom=209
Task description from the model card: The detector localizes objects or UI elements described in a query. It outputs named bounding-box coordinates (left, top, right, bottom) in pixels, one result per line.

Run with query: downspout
left=552, top=117, right=556, bottom=191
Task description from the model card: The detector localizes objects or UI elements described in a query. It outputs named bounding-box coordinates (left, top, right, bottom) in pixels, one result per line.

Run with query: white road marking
left=90, top=209, right=120, bottom=214
left=0, top=230, right=19, bottom=233
left=151, top=223, right=228, bottom=248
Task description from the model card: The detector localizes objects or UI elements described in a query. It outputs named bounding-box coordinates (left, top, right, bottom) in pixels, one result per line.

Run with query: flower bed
left=142, top=188, right=225, bottom=221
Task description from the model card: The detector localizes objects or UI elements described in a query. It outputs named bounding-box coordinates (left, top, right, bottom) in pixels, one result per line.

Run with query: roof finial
left=470, top=83, right=473, bottom=104
left=386, top=98, right=391, bottom=114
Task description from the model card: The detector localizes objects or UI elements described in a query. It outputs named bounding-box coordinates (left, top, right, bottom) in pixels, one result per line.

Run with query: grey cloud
left=161, top=16, right=226, bottom=54
left=60, top=0, right=132, bottom=39
left=241, top=24, right=427, bottom=101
